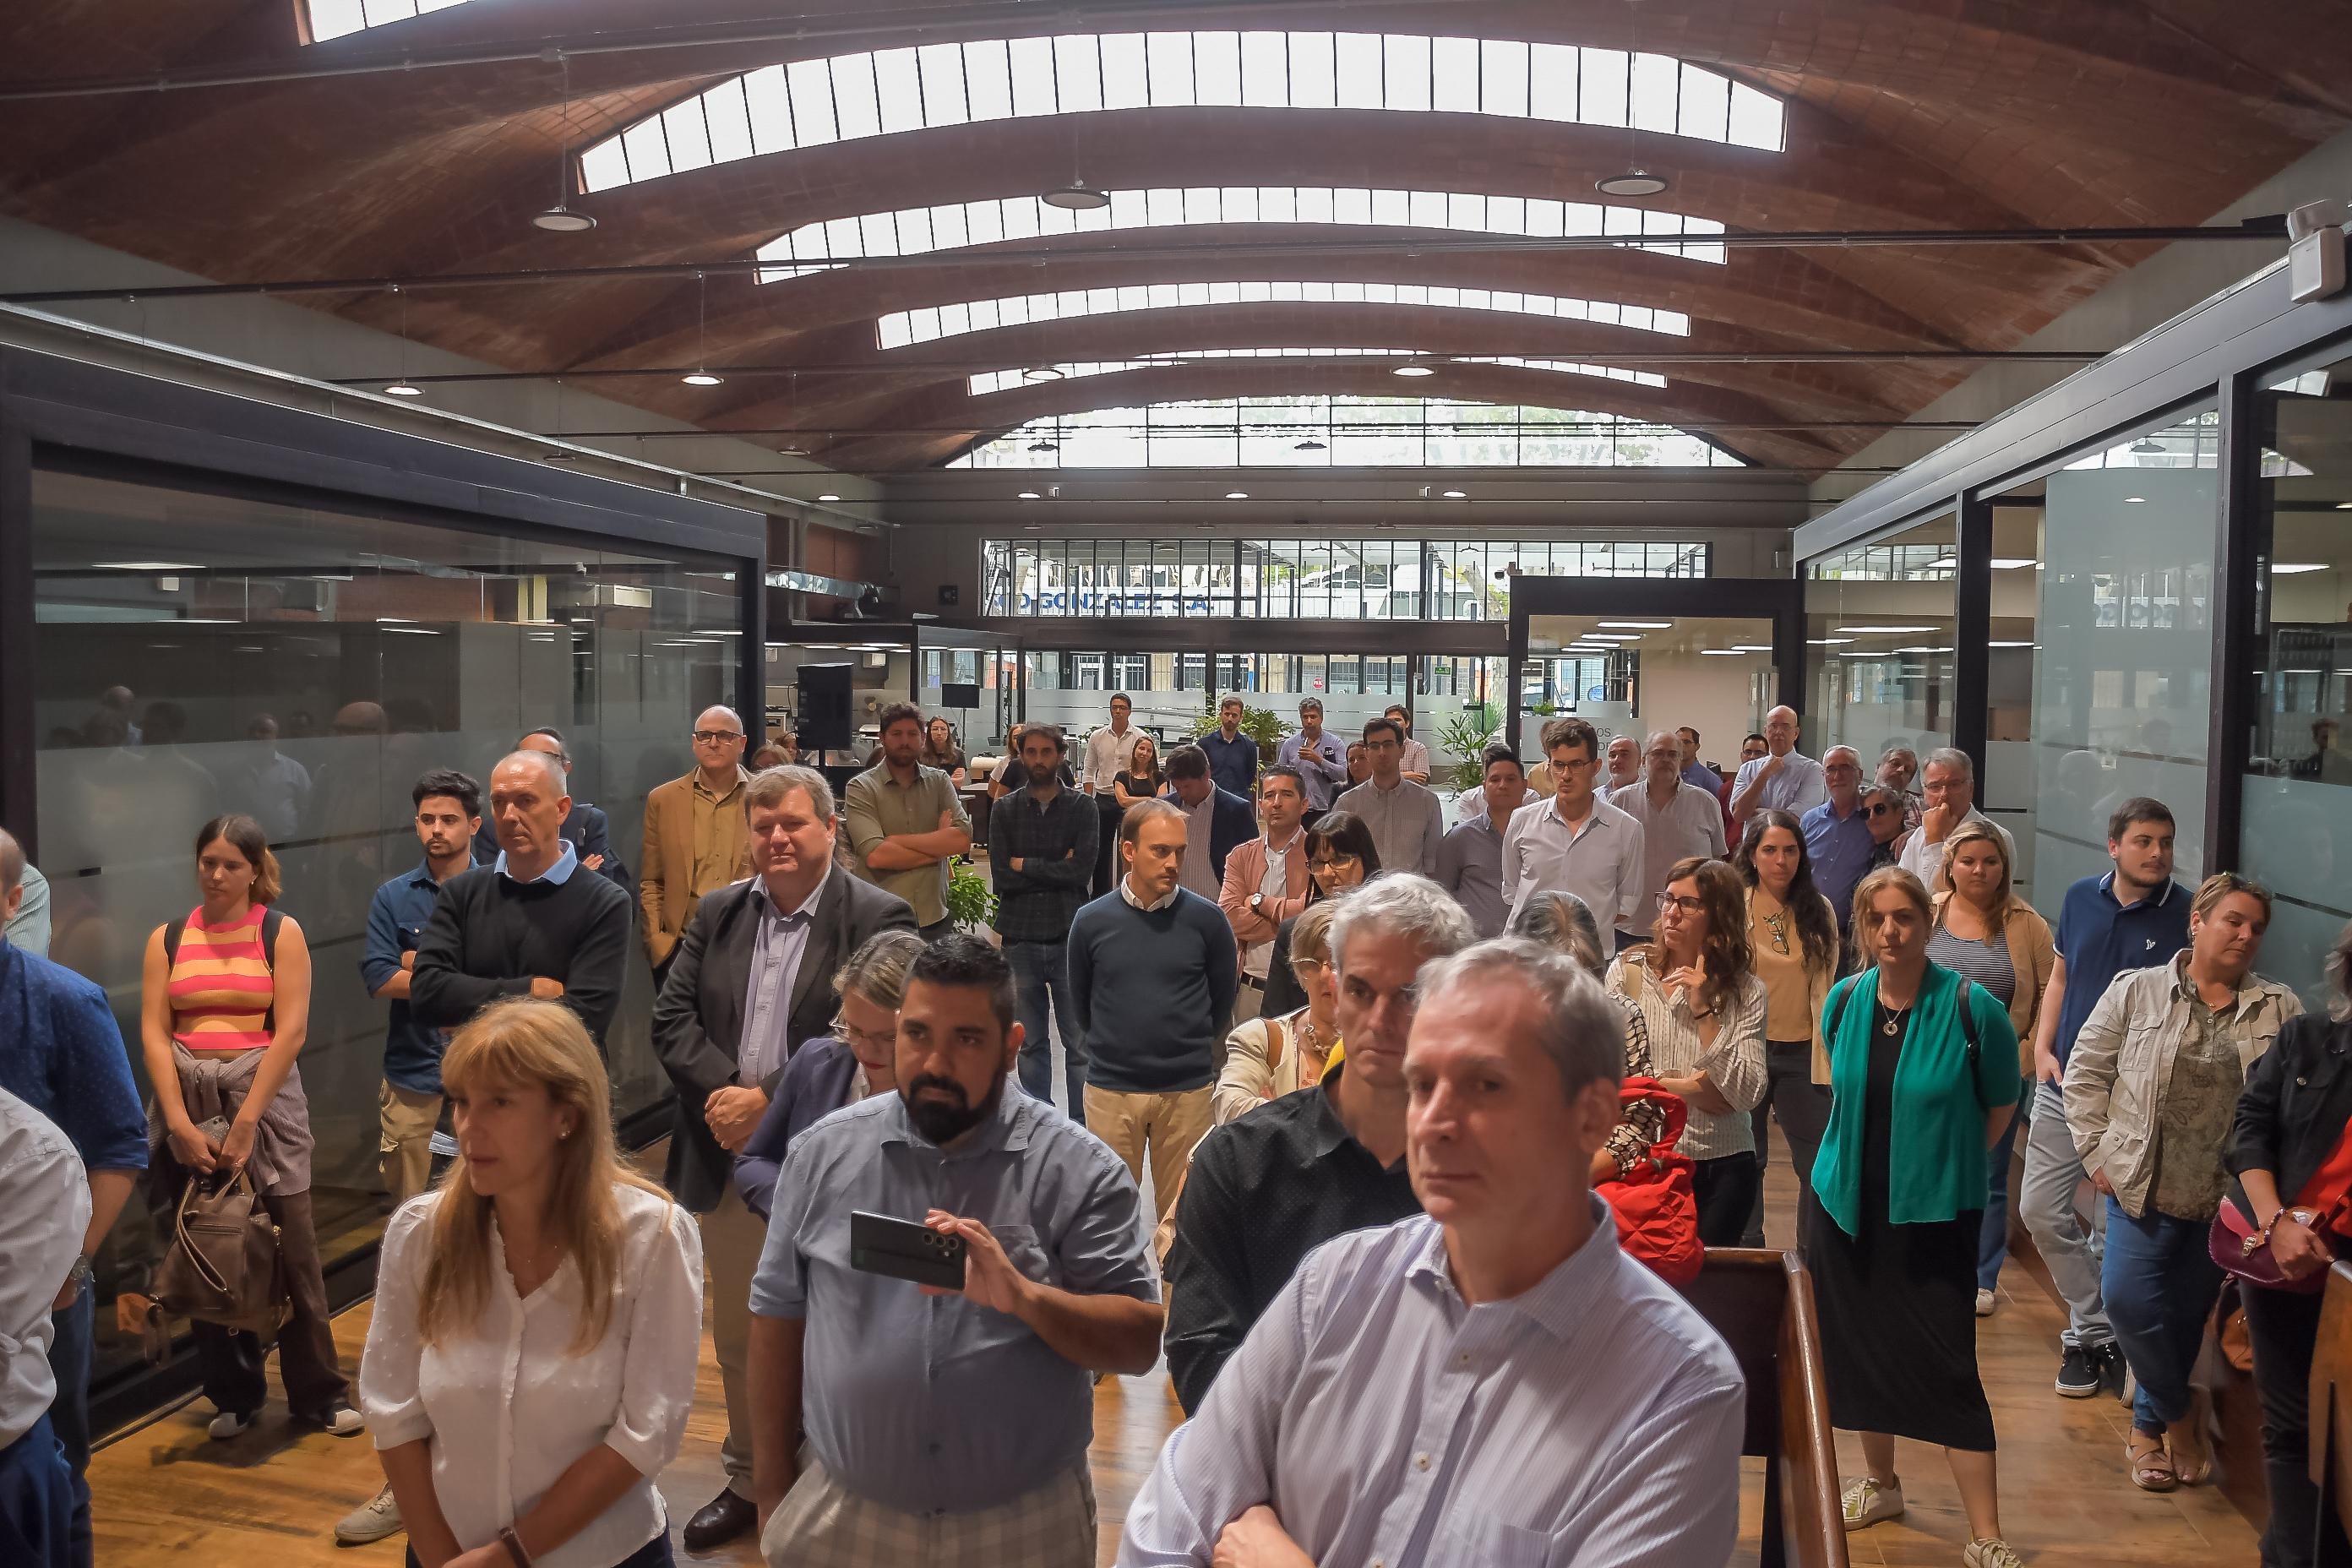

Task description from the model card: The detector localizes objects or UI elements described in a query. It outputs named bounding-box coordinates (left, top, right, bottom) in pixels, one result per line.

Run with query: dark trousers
left=411, top=1533, right=672, bottom=1568
left=1693, top=1152, right=1761, bottom=1249
left=1742, top=1041, right=1832, bottom=1247
left=1092, top=803, right=1123, bottom=898
left=2240, top=1281, right=2352, bottom=1568
left=1004, top=938, right=1086, bottom=1125
left=0, top=1414, right=72, bottom=1568
left=44, top=1289, right=91, bottom=1568
left=191, top=1187, right=347, bottom=1421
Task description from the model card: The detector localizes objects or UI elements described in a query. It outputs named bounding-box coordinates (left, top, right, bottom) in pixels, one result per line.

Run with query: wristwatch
left=1250, top=893, right=1266, bottom=912
left=64, top=1255, right=93, bottom=1301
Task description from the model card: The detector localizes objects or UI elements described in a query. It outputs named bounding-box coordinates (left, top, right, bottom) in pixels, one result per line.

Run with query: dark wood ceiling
left=3, top=0, right=2346, bottom=476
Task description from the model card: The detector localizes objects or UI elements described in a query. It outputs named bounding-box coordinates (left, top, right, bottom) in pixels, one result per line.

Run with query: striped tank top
left=167, top=906, right=277, bottom=1052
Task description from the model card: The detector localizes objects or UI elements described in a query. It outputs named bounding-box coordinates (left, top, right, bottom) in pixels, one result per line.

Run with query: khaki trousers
left=698, top=1184, right=768, bottom=1499
left=378, top=1081, right=442, bottom=1206
left=1082, top=1085, right=1213, bottom=1227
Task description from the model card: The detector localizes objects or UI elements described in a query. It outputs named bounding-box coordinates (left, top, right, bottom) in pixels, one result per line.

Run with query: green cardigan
left=1812, top=962, right=2021, bottom=1236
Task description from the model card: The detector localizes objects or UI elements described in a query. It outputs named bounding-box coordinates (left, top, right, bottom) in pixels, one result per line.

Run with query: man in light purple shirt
left=1276, top=700, right=1351, bottom=814
left=1118, top=939, right=1745, bottom=1568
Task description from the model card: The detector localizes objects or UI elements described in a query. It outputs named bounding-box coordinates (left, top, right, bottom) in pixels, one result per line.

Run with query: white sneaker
left=1842, top=1475, right=1905, bottom=1531
left=309, top=1402, right=365, bottom=1437
left=1964, top=1537, right=2027, bottom=1568
left=1976, top=1288, right=1996, bottom=1317
left=207, top=1407, right=255, bottom=1441
left=335, top=1483, right=404, bottom=1545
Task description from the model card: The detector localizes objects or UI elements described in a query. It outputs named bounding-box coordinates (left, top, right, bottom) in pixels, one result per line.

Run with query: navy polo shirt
left=362, top=858, right=477, bottom=1094
left=2050, top=872, right=2192, bottom=1067
left=1199, top=729, right=1260, bottom=800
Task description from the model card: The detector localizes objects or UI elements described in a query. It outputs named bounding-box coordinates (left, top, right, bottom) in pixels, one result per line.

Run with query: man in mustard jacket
left=641, top=705, right=755, bottom=986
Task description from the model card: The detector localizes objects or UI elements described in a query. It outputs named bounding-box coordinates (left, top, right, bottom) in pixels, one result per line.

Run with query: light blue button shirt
left=752, top=1086, right=1157, bottom=1516
left=738, top=876, right=823, bottom=1087
left=492, top=839, right=578, bottom=885
left=1732, top=749, right=1829, bottom=816
left=1118, top=1203, right=1746, bottom=1568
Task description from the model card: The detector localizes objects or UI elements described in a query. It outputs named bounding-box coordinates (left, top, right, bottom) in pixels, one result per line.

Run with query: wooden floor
left=90, top=1135, right=2262, bottom=1566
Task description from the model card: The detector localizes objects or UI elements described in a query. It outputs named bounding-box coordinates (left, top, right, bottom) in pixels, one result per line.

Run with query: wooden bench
left=1684, top=1248, right=1850, bottom=1568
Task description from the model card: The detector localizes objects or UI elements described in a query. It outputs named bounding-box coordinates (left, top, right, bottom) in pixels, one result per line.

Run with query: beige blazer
left=639, top=770, right=754, bottom=967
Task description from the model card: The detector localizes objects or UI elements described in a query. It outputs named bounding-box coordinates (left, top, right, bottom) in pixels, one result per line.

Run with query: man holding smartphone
left=746, top=936, right=1162, bottom=1567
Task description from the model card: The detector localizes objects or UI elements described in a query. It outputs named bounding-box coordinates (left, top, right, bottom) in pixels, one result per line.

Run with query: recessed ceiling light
left=2273, top=562, right=2330, bottom=574
left=682, top=370, right=724, bottom=386
left=1225, top=491, right=1250, bottom=500
left=1700, top=648, right=1743, bottom=656
left=1022, top=366, right=1065, bottom=382
left=1017, top=491, right=1042, bottom=500
left=1581, top=633, right=1638, bottom=642
left=1441, top=489, right=1467, bottom=498
left=1596, top=169, right=1670, bottom=198
left=1598, top=620, right=1671, bottom=629
left=384, top=382, right=424, bottom=397
left=1990, top=558, right=2040, bottom=569
left=1832, top=624, right=1939, bottom=634
left=1988, top=640, right=2039, bottom=648
left=1392, top=364, right=1436, bottom=378
left=817, top=493, right=841, bottom=502
left=91, top=560, right=199, bottom=571
left=1040, top=182, right=1110, bottom=211
left=1732, top=645, right=1774, bottom=652
left=1806, top=637, right=1855, bottom=645
left=531, top=204, right=597, bottom=232
left=1294, top=438, right=1328, bottom=451
left=2336, top=501, right=2352, bottom=510
left=2124, top=495, right=2146, bottom=504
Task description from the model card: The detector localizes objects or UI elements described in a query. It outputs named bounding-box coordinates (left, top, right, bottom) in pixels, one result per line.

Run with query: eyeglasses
left=834, top=1020, right=897, bottom=1053
left=1864, top=803, right=1899, bottom=819
left=1309, top=854, right=1362, bottom=872
left=1654, top=892, right=1707, bottom=916
left=692, top=729, right=745, bottom=744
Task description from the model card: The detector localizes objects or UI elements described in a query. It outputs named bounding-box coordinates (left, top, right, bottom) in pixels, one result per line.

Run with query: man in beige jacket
left=641, top=705, right=754, bottom=985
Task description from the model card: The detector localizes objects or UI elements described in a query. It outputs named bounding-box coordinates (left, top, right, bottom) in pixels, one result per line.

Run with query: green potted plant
left=1190, top=696, right=1288, bottom=764
left=945, top=857, right=998, bottom=933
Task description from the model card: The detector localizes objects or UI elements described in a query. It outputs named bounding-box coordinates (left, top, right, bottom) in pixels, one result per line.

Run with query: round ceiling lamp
left=384, top=381, right=424, bottom=397
left=1041, top=182, right=1111, bottom=211
left=1021, top=365, right=1065, bottom=382
left=1595, top=169, right=1670, bottom=198
left=681, top=370, right=724, bottom=387
left=1391, top=363, right=1436, bottom=378
left=535, top=56, right=596, bottom=232
left=1224, top=491, right=1250, bottom=500
left=532, top=205, right=597, bottom=233
left=817, top=493, right=842, bottom=502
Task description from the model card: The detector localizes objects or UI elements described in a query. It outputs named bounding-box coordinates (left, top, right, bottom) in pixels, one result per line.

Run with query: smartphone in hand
left=849, top=1210, right=966, bottom=1290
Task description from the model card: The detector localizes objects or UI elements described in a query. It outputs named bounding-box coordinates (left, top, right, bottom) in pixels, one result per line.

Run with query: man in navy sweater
left=1068, top=798, right=1238, bottom=1228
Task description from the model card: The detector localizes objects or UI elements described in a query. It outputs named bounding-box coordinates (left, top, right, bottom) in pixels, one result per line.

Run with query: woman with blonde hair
left=1811, top=868, right=2022, bottom=1568
left=1929, top=819, right=2056, bottom=1316
left=1213, top=900, right=1341, bottom=1124
left=360, top=999, right=701, bottom=1568
left=140, top=814, right=356, bottom=1441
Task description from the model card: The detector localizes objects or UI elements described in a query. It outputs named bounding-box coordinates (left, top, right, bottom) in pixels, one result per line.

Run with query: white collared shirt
left=360, top=1184, right=704, bottom=1568
left=1120, top=874, right=1179, bottom=912
left=0, top=1087, right=88, bottom=1448
left=1084, top=724, right=1144, bottom=792
left=1502, top=793, right=1647, bottom=932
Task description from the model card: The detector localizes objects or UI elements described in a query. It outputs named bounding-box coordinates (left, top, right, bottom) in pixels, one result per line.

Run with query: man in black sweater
left=412, top=749, right=633, bottom=1049
left=1067, top=797, right=1238, bottom=1229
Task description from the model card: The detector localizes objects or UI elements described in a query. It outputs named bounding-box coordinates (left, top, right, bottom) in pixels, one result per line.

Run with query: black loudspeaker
left=798, top=663, right=855, bottom=750
left=941, top=682, right=981, bottom=709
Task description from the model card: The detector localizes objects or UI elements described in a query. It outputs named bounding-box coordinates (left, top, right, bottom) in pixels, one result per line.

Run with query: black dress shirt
left=1162, top=1065, right=1420, bottom=1413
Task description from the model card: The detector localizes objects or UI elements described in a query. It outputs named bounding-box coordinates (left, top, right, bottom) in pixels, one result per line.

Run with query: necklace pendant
left=1881, top=1016, right=1899, bottom=1036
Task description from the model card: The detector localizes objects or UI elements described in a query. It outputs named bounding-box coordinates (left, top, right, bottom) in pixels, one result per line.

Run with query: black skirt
left=1799, top=1003, right=1995, bottom=1451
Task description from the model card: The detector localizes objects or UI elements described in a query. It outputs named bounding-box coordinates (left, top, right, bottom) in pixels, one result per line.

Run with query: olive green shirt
left=842, top=761, right=971, bottom=927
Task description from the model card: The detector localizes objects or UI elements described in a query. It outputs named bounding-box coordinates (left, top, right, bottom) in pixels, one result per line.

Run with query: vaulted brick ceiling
left=3, top=0, right=2345, bottom=476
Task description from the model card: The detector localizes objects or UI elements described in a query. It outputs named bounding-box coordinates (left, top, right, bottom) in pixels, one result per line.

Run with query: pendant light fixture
left=682, top=273, right=723, bottom=386
left=533, top=55, right=598, bottom=232
left=1597, top=3, right=1671, bottom=199
left=384, top=286, right=423, bottom=395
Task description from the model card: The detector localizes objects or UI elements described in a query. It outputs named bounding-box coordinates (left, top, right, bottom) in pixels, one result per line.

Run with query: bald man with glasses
left=642, top=705, right=755, bottom=986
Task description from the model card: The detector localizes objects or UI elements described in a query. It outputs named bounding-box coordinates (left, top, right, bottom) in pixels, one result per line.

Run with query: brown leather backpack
left=149, top=1168, right=286, bottom=1349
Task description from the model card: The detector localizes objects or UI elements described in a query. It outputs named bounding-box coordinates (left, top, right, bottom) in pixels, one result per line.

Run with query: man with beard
left=747, top=936, right=1162, bottom=1567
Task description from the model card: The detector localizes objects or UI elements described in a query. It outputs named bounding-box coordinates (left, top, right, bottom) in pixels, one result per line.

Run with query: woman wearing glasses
left=1257, top=812, right=1380, bottom=1020
left=1927, top=822, right=2055, bottom=1317
left=732, top=929, right=928, bottom=1221
left=1732, top=808, right=1843, bottom=1244
left=1213, top=901, right=1341, bottom=1124
left=1606, top=857, right=1768, bottom=1245
left=1812, top=867, right=2023, bottom=1568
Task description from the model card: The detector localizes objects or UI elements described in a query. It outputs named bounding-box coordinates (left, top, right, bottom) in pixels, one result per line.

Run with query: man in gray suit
left=652, top=765, right=916, bottom=1550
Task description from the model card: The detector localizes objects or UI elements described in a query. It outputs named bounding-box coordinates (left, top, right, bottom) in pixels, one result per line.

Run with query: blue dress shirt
left=1801, top=797, right=1876, bottom=920
left=1118, top=1204, right=1745, bottom=1567
left=1274, top=732, right=1350, bottom=810
left=752, top=1085, right=1157, bottom=1516
left=493, top=839, right=578, bottom=885
left=362, top=859, right=478, bottom=1096
left=1197, top=730, right=1260, bottom=800
left=0, top=939, right=150, bottom=1176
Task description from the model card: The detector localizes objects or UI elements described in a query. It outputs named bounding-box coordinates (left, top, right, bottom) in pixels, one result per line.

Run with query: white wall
left=1636, top=650, right=1769, bottom=774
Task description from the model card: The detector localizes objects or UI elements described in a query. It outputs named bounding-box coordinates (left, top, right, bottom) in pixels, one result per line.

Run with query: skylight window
left=880, top=281, right=1690, bottom=350
left=305, top=0, right=468, bottom=43
left=757, top=188, right=1724, bottom=280
left=952, top=397, right=1744, bottom=468
left=966, top=350, right=1668, bottom=395
left=579, top=33, right=1785, bottom=192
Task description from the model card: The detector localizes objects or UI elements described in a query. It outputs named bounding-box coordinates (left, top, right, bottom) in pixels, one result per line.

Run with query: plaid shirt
left=987, top=784, right=1100, bottom=944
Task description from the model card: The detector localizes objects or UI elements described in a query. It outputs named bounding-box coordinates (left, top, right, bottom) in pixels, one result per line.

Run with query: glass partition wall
left=28, top=462, right=749, bottom=1399
left=1802, top=513, right=1960, bottom=778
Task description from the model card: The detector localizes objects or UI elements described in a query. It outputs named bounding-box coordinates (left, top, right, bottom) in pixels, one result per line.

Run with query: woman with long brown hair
left=1606, top=857, right=1768, bottom=1245
left=1732, top=808, right=1843, bottom=1244
left=139, top=814, right=355, bottom=1441
left=1113, top=734, right=1165, bottom=809
left=361, top=998, right=700, bottom=1568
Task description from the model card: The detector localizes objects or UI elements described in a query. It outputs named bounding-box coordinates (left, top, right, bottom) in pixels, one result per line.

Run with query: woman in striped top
left=140, top=814, right=359, bottom=1441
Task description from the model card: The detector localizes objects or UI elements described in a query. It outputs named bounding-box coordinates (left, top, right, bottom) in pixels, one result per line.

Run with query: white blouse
left=1605, top=953, right=1769, bottom=1162
left=360, top=1183, right=704, bottom=1568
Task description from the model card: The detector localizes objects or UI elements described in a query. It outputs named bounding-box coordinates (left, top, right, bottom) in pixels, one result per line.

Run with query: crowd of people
left=0, top=687, right=2344, bottom=1568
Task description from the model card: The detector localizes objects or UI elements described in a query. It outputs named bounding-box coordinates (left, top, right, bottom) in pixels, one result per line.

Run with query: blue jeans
left=1977, top=1080, right=2028, bottom=1291
left=0, top=1413, right=72, bottom=1568
left=1004, top=939, right=1086, bottom=1126
left=2102, top=1195, right=2224, bottom=1434
left=46, top=1288, right=91, bottom=1568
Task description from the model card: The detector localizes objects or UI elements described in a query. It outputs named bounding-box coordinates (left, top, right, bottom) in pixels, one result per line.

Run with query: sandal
left=2170, top=1392, right=2214, bottom=1485
left=2126, top=1431, right=2177, bottom=1492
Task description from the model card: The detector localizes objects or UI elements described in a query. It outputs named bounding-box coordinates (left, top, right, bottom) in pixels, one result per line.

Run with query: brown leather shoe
left=682, top=1489, right=757, bottom=1551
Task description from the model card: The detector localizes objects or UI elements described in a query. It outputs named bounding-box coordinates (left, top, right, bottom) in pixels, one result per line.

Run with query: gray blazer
left=651, top=869, right=917, bottom=1211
